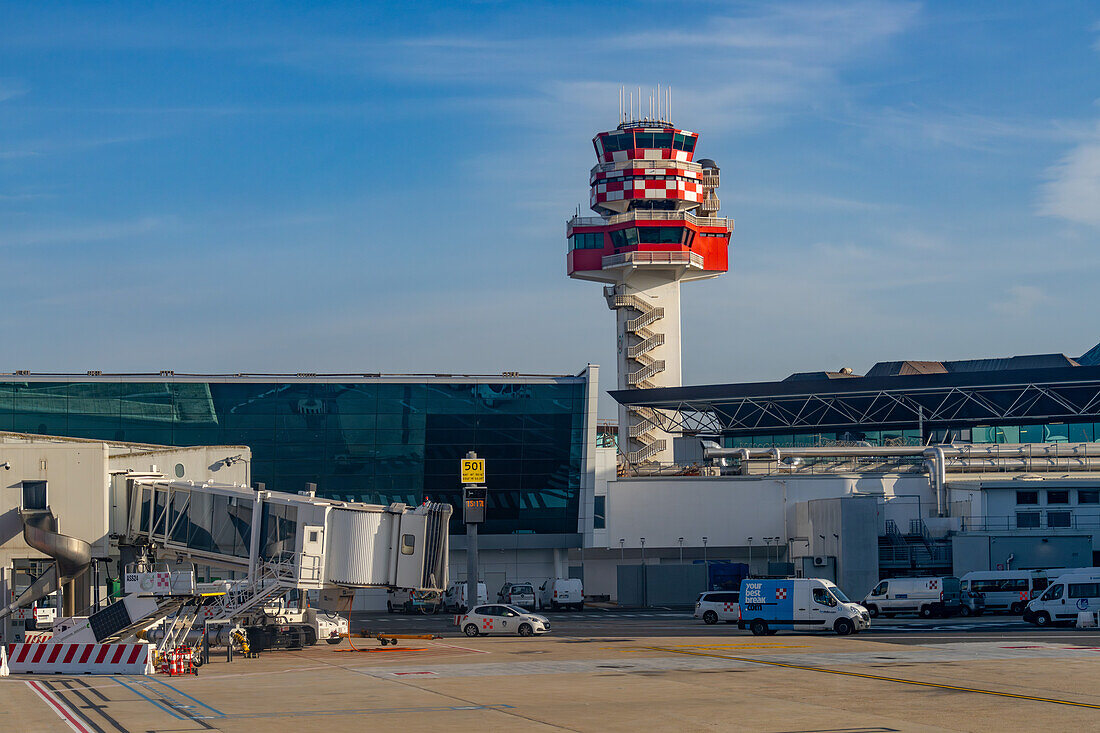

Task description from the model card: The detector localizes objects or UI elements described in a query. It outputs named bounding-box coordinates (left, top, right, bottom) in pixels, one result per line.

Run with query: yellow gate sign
left=461, top=458, right=485, bottom=484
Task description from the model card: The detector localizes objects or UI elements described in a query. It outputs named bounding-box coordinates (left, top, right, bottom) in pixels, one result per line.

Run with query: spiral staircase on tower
left=605, top=285, right=667, bottom=465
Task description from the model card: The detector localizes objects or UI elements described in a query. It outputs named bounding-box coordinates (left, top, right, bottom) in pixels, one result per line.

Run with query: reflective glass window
left=1047, top=490, right=1070, bottom=504
left=1069, top=423, right=1094, bottom=442
left=1047, top=511, right=1071, bottom=528
left=634, top=132, right=654, bottom=148
left=594, top=495, right=606, bottom=529
left=682, top=136, right=696, bottom=152
left=1070, top=583, right=1100, bottom=598
left=1045, top=424, right=1069, bottom=442
left=624, top=228, right=639, bottom=247
left=1016, top=491, right=1039, bottom=505
left=1020, top=425, right=1044, bottom=442
left=653, top=133, right=673, bottom=148
left=1079, top=490, right=1099, bottom=504
left=1016, top=512, right=1041, bottom=528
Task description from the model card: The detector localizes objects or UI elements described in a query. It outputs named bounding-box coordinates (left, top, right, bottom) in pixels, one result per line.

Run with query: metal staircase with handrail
left=606, top=285, right=669, bottom=464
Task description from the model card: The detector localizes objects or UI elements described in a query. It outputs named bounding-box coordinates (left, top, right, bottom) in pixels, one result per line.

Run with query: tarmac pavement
left=4, top=612, right=1100, bottom=731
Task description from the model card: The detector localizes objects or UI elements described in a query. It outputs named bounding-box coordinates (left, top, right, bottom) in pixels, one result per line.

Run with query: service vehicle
left=694, top=590, right=740, bottom=624
left=959, top=589, right=986, bottom=617
left=457, top=603, right=551, bottom=637
left=1025, top=570, right=1100, bottom=627
left=861, top=576, right=963, bottom=618
left=738, top=578, right=870, bottom=636
left=444, top=580, right=487, bottom=613
left=497, top=582, right=536, bottom=610
left=537, top=578, right=584, bottom=610
left=960, top=570, right=1051, bottom=614
left=387, top=588, right=443, bottom=614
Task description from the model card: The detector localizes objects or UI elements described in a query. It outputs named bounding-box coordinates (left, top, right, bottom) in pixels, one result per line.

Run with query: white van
left=497, top=582, right=536, bottom=610
left=538, top=578, right=584, bottom=611
left=444, top=581, right=487, bottom=613
left=739, top=578, right=870, bottom=636
left=861, top=577, right=963, bottom=618
left=694, top=591, right=740, bottom=624
left=960, top=570, right=1051, bottom=614
left=1025, top=570, right=1100, bottom=627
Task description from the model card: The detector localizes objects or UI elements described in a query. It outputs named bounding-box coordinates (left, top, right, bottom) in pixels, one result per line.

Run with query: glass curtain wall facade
left=0, top=378, right=587, bottom=535
left=724, top=423, right=1100, bottom=448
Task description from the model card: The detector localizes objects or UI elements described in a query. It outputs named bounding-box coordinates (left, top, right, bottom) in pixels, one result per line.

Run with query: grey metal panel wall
left=616, top=565, right=644, bottom=607
left=644, top=564, right=708, bottom=607
left=615, top=564, right=707, bottom=607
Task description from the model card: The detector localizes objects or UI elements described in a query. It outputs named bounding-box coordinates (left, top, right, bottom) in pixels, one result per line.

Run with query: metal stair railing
left=627, top=332, right=665, bottom=359
left=628, top=360, right=665, bottom=386
left=627, top=439, right=666, bottom=465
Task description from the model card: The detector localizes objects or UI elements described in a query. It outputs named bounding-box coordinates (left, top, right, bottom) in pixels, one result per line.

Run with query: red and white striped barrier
left=1, top=643, right=154, bottom=675
left=23, top=633, right=54, bottom=644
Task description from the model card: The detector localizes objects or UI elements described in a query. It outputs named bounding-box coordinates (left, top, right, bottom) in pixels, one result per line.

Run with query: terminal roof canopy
left=609, top=349, right=1100, bottom=434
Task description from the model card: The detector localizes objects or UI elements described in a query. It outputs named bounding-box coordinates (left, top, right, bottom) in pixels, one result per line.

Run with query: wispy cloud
left=991, top=285, right=1048, bottom=316
left=0, top=217, right=165, bottom=248
left=1037, top=128, right=1100, bottom=228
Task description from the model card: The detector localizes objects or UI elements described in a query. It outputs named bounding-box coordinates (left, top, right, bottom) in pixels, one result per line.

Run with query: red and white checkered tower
left=567, top=89, right=732, bottom=465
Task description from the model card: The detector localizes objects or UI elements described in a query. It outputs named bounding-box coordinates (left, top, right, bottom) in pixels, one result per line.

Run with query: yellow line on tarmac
left=644, top=646, right=1100, bottom=709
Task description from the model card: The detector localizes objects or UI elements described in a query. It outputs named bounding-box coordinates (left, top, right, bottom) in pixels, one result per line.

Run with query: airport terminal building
left=0, top=368, right=602, bottom=598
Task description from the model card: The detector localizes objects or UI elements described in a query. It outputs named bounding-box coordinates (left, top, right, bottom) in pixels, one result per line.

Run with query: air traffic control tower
left=567, top=96, right=732, bottom=465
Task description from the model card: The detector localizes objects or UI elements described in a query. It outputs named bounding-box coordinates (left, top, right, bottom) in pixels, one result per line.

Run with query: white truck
left=444, top=581, right=487, bottom=613
left=537, top=578, right=583, bottom=611
left=861, top=576, right=963, bottom=618
left=739, top=578, right=870, bottom=636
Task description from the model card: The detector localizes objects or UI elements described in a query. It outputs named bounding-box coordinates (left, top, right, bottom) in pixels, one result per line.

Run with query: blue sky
left=2, top=1, right=1098, bottom=412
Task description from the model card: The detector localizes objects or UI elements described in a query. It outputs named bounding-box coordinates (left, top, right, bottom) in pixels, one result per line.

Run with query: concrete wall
left=605, top=473, right=934, bottom=551
left=0, top=442, right=112, bottom=565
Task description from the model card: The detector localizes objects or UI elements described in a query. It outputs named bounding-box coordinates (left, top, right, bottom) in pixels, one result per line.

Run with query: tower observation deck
left=566, top=101, right=732, bottom=465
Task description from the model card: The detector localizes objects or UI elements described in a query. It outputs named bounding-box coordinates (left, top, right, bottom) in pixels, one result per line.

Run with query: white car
left=694, top=591, right=740, bottom=624
left=457, top=604, right=551, bottom=637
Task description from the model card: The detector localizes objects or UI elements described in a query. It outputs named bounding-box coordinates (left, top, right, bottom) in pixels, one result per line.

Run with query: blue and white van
left=1024, top=570, right=1100, bottom=627
left=738, top=578, right=870, bottom=636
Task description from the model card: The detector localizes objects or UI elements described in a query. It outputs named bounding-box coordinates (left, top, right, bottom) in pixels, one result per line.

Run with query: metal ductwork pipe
left=924, top=446, right=947, bottom=518
left=945, top=457, right=1100, bottom=472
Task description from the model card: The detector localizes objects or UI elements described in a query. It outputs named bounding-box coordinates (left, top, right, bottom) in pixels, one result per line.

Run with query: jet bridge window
left=260, top=504, right=299, bottom=561
left=21, top=481, right=47, bottom=511
left=401, top=533, right=416, bottom=555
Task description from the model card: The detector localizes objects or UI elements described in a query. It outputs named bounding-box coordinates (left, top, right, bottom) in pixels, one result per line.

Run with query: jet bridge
left=123, top=479, right=451, bottom=593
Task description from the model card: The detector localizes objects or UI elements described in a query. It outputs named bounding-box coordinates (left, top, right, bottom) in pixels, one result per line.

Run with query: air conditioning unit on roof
left=813, top=556, right=828, bottom=567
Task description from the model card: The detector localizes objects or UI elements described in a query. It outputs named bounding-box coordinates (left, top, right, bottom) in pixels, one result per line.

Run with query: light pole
left=763, top=537, right=773, bottom=567
left=747, top=537, right=753, bottom=572
left=619, top=538, right=625, bottom=562
left=832, top=533, right=839, bottom=558
left=678, top=537, right=684, bottom=564
left=702, top=536, right=708, bottom=565
left=640, top=537, right=646, bottom=565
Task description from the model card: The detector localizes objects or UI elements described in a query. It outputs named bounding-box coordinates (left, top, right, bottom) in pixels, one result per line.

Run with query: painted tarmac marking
left=26, top=680, right=94, bottom=733
left=646, top=646, right=1100, bottom=709
left=112, top=677, right=185, bottom=721
left=219, top=703, right=516, bottom=719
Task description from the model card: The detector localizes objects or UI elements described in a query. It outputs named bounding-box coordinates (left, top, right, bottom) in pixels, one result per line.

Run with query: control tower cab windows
left=673, top=133, right=696, bottom=152
left=570, top=232, right=604, bottom=250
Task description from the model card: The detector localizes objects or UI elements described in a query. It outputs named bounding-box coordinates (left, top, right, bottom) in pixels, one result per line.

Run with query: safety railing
left=569, top=210, right=733, bottom=231
left=960, top=513, right=1100, bottom=531
left=602, top=250, right=705, bottom=269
